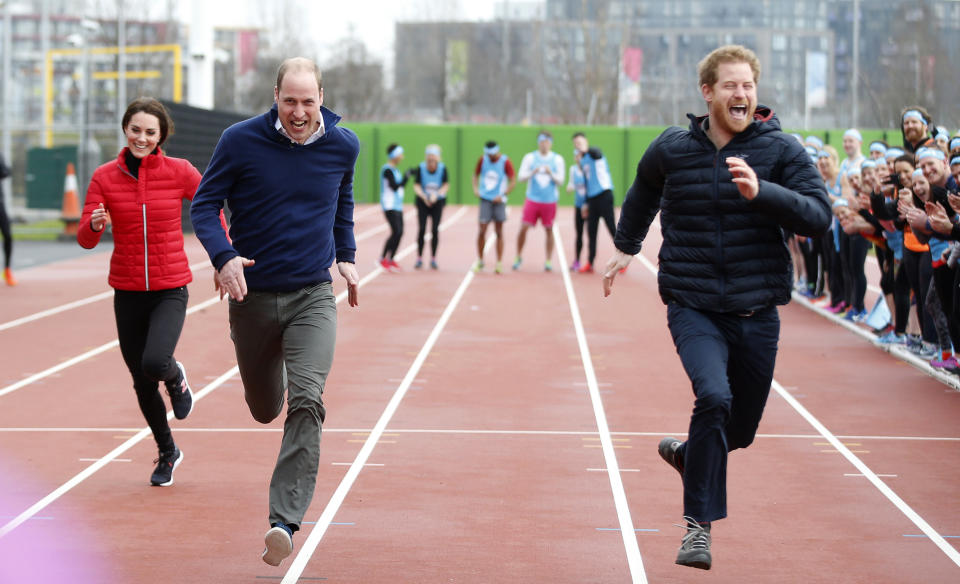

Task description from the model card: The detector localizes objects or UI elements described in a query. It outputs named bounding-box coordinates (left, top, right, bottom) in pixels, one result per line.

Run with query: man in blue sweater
left=601, top=45, right=830, bottom=570
left=191, top=57, right=360, bottom=567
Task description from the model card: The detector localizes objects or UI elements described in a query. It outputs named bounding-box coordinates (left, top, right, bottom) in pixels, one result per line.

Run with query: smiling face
left=274, top=69, right=323, bottom=144
left=842, top=135, right=861, bottom=159
left=894, top=160, right=915, bottom=189
left=702, top=61, right=757, bottom=143
left=903, top=117, right=927, bottom=145
left=920, top=157, right=948, bottom=187
left=124, top=112, right=161, bottom=159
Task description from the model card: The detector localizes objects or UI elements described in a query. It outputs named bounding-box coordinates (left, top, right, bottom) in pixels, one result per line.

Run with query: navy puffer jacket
left=614, top=106, right=831, bottom=313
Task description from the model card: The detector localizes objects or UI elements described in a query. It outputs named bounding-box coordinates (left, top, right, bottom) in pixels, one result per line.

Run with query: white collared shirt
left=275, top=115, right=325, bottom=145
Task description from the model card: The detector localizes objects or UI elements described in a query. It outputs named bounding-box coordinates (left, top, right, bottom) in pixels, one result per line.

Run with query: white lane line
left=0, top=210, right=459, bottom=400
left=773, top=380, right=960, bottom=567
left=0, top=260, right=213, bottom=332
left=0, top=366, right=239, bottom=539
left=352, top=205, right=382, bottom=221
left=354, top=209, right=416, bottom=243
left=633, top=247, right=960, bottom=567
left=337, top=206, right=467, bottom=304
left=553, top=225, right=647, bottom=584
left=3, top=426, right=959, bottom=444
left=0, top=294, right=221, bottom=399
left=282, top=225, right=488, bottom=584
left=79, top=458, right=130, bottom=462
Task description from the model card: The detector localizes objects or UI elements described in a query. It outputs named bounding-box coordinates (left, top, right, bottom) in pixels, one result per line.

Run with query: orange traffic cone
left=61, top=162, right=80, bottom=237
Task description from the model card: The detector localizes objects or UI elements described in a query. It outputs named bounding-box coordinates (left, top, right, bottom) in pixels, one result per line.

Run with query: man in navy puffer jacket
left=602, top=45, right=831, bottom=570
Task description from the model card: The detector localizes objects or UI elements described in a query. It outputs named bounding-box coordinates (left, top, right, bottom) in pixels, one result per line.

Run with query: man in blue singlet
left=472, top=140, right=516, bottom=274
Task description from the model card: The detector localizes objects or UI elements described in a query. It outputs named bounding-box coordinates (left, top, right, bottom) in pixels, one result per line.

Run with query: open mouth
left=729, top=105, right=748, bottom=120
left=290, top=120, right=308, bottom=130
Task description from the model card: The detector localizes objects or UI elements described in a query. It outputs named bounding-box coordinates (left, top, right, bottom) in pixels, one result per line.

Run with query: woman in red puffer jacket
left=78, top=97, right=202, bottom=488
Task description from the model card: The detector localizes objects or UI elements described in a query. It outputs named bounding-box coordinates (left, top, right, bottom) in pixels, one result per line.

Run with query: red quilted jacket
left=78, top=148, right=202, bottom=291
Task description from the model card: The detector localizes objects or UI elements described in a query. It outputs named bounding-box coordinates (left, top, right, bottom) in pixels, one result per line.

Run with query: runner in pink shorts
left=512, top=131, right=565, bottom=272
left=521, top=199, right=558, bottom=228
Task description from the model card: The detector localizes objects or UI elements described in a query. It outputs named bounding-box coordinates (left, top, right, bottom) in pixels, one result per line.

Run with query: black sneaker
left=150, top=447, right=183, bottom=486
left=166, top=361, right=193, bottom=420
left=262, top=523, right=294, bottom=566
left=658, top=437, right=685, bottom=476
left=675, top=516, right=711, bottom=570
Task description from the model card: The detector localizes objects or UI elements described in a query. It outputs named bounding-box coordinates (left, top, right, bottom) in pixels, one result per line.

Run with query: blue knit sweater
left=191, top=104, right=359, bottom=292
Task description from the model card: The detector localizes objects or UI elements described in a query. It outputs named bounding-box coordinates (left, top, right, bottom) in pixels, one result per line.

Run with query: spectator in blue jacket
left=601, top=45, right=831, bottom=571
left=190, top=57, right=360, bottom=568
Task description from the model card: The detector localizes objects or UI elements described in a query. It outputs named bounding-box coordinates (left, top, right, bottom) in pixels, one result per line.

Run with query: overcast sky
left=176, top=0, right=498, bottom=63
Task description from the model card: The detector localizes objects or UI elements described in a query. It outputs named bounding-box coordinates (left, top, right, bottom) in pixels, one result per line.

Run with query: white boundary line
left=552, top=225, right=647, bottom=584
left=281, top=229, right=489, bottom=584
left=0, top=366, right=239, bottom=538
left=772, top=380, right=960, bottom=567
left=633, top=248, right=960, bottom=568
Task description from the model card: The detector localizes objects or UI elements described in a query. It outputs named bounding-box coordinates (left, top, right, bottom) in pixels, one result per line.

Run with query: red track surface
left=1, top=204, right=958, bottom=583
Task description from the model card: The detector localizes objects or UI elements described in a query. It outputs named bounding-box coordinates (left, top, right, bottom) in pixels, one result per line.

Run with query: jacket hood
left=687, top=105, right=779, bottom=141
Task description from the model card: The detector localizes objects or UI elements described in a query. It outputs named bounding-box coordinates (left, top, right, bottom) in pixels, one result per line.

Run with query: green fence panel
left=25, top=145, right=78, bottom=210
left=342, top=121, right=897, bottom=207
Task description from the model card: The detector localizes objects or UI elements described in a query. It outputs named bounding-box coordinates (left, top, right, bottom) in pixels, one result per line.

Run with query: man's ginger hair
left=697, top=45, right=761, bottom=89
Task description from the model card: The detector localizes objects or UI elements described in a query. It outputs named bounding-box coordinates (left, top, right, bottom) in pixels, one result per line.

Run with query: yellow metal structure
left=44, top=43, right=182, bottom=147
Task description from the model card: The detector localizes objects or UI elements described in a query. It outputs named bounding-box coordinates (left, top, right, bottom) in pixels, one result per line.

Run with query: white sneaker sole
left=262, top=527, right=293, bottom=566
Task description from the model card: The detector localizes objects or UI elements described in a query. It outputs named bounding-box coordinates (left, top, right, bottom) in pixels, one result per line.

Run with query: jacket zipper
left=712, top=150, right=725, bottom=307
left=142, top=204, right=149, bottom=290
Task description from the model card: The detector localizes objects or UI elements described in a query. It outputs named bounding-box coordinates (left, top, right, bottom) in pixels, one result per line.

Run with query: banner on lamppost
left=445, top=40, right=468, bottom=102
left=805, top=50, right=827, bottom=109
left=619, top=47, right=643, bottom=108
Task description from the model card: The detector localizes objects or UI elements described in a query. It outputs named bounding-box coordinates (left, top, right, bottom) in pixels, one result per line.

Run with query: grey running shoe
left=675, top=516, right=711, bottom=570
left=658, top=437, right=684, bottom=476
left=262, top=524, right=294, bottom=566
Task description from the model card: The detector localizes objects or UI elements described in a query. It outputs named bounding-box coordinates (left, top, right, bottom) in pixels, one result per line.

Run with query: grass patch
left=13, top=220, right=67, bottom=241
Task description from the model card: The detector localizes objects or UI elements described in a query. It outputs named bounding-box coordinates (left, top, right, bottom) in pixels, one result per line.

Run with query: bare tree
left=321, top=31, right=387, bottom=121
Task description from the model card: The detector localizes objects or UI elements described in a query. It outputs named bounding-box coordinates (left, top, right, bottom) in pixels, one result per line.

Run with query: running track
left=0, top=204, right=958, bottom=583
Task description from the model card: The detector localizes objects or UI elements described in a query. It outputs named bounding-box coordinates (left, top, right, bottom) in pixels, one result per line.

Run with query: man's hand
left=897, top=190, right=915, bottom=218
left=602, top=249, right=633, bottom=297
left=338, top=262, right=360, bottom=307
left=726, top=157, right=759, bottom=201
left=218, top=255, right=255, bottom=301
left=925, top=201, right=954, bottom=235
left=948, top=192, right=960, bottom=215
left=905, top=207, right=928, bottom=233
